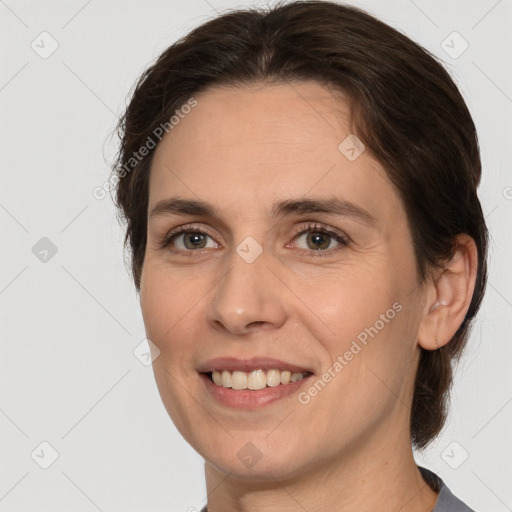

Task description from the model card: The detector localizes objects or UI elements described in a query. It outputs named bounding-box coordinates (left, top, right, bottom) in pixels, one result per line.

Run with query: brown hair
left=110, top=0, right=488, bottom=449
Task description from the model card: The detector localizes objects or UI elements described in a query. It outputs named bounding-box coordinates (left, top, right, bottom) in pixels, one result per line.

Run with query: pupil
left=307, top=232, right=329, bottom=250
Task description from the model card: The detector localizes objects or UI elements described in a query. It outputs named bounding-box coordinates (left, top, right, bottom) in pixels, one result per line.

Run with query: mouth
left=197, top=357, right=315, bottom=409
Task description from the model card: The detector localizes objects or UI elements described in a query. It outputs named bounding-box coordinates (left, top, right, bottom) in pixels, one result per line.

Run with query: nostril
left=247, top=321, right=266, bottom=328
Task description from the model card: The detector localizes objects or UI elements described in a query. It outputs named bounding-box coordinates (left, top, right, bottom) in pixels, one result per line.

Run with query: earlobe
left=417, top=234, right=478, bottom=351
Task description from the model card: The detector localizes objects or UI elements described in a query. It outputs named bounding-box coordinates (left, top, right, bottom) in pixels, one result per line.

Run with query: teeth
left=280, top=371, right=291, bottom=384
left=210, top=369, right=308, bottom=390
left=266, top=369, right=281, bottom=387
left=212, top=370, right=222, bottom=386
left=248, top=369, right=267, bottom=390
left=231, top=371, right=247, bottom=390
left=221, top=370, right=232, bottom=388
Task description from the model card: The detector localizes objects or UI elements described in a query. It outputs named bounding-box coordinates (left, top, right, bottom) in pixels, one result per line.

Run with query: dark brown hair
left=110, top=0, right=488, bottom=450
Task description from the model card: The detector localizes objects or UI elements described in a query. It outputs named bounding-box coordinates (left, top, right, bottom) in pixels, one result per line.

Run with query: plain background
left=1, top=0, right=511, bottom=510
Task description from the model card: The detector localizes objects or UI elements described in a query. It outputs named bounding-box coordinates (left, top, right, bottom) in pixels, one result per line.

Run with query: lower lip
left=200, top=373, right=312, bottom=409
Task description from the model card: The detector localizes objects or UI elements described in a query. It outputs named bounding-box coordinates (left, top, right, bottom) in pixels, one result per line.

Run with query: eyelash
left=159, top=222, right=350, bottom=257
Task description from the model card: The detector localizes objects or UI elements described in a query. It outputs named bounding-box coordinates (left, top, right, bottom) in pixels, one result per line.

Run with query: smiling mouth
left=205, top=369, right=313, bottom=390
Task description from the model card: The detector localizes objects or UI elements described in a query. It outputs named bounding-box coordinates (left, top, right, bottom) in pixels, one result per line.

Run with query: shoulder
left=418, top=465, right=476, bottom=512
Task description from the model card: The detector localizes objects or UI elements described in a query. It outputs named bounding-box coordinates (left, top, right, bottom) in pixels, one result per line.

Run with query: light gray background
left=1, top=0, right=511, bottom=510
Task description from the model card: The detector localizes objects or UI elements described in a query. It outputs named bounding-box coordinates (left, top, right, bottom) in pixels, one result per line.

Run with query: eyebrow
left=148, top=197, right=377, bottom=227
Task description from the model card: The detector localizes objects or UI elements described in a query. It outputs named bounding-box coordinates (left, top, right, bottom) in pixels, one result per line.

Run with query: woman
left=110, top=1, right=488, bottom=510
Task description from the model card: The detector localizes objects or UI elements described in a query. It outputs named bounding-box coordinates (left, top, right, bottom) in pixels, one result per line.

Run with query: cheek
left=298, top=309, right=416, bottom=443
left=140, top=261, right=206, bottom=348
left=291, top=267, right=416, bottom=404
left=288, top=264, right=401, bottom=346
left=140, top=274, right=170, bottom=347
left=140, top=264, right=203, bottom=438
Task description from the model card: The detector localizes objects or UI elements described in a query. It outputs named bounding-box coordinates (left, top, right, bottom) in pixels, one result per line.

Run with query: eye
left=292, top=223, right=349, bottom=254
left=174, top=232, right=217, bottom=250
left=161, top=227, right=219, bottom=251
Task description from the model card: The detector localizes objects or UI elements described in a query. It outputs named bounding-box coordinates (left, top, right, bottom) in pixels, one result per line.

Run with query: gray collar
left=418, top=465, right=475, bottom=511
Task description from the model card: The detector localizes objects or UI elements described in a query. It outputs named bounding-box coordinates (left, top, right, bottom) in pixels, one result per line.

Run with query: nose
left=206, top=245, right=288, bottom=335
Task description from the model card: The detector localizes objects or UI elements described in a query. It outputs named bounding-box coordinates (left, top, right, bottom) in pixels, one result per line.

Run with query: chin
left=199, top=433, right=318, bottom=482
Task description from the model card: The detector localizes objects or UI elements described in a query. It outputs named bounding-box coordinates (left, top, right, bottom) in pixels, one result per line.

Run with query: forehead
left=154, top=80, right=354, bottom=165
left=148, top=80, right=398, bottom=220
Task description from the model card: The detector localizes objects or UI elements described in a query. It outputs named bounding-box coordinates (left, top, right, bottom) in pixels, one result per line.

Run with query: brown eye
left=166, top=231, right=218, bottom=251
left=295, top=230, right=342, bottom=251
left=305, top=231, right=333, bottom=250
left=182, top=232, right=208, bottom=249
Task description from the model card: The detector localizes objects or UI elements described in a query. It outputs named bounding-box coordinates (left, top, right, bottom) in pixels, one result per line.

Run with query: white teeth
left=266, top=369, right=281, bottom=387
left=231, top=371, right=248, bottom=390
left=248, top=370, right=267, bottom=390
left=210, top=369, right=308, bottom=390
left=212, top=371, right=222, bottom=386
left=221, top=370, right=232, bottom=388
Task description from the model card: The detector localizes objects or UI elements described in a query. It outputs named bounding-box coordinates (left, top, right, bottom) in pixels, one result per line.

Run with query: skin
left=139, top=80, right=478, bottom=512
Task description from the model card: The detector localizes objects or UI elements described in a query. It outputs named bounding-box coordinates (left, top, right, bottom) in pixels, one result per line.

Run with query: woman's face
left=140, top=80, right=429, bottom=479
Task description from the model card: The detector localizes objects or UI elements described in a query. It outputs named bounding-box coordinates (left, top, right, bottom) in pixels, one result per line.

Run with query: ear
left=417, top=234, right=479, bottom=351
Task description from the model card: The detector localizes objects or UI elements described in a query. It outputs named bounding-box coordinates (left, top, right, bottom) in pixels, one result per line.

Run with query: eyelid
left=165, top=222, right=217, bottom=239
left=289, top=222, right=350, bottom=243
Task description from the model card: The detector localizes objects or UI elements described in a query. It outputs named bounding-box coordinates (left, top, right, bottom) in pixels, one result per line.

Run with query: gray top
left=419, top=466, right=475, bottom=511
left=199, top=465, right=474, bottom=511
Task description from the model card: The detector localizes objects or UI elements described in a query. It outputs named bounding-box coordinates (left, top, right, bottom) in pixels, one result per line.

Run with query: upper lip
left=197, top=356, right=314, bottom=374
